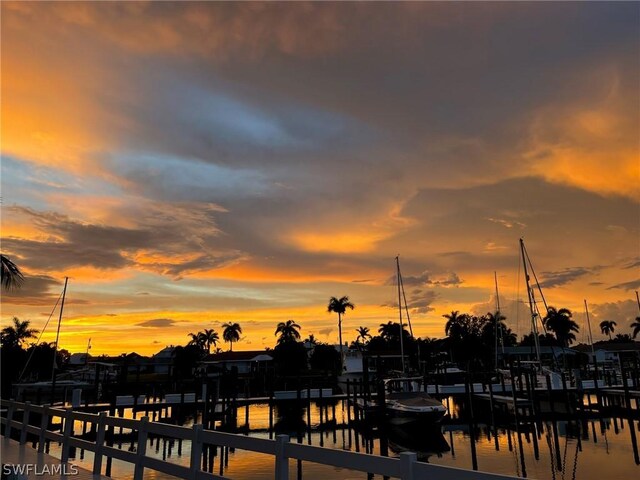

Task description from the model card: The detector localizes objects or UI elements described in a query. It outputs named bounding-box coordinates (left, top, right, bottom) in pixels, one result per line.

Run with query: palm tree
left=442, top=311, right=470, bottom=342
left=378, top=321, right=398, bottom=341
left=543, top=307, right=579, bottom=347
left=1, top=254, right=24, bottom=290
left=355, top=326, right=371, bottom=346
left=631, top=317, right=640, bottom=339
left=1, top=317, right=38, bottom=348
left=328, top=296, right=355, bottom=358
left=599, top=320, right=617, bottom=341
left=275, top=320, right=301, bottom=344
left=201, top=329, right=219, bottom=354
left=187, top=331, right=207, bottom=350
left=222, top=322, right=242, bottom=351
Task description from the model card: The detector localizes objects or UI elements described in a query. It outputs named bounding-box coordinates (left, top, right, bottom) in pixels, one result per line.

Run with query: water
left=44, top=399, right=640, bottom=479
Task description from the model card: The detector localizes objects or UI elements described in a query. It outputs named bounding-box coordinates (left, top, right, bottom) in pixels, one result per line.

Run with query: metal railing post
left=133, top=416, right=149, bottom=480
left=20, top=402, right=31, bottom=445
left=189, top=424, right=203, bottom=480
left=38, top=404, right=50, bottom=453
left=275, top=434, right=290, bottom=480
left=399, top=452, right=417, bottom=480
left=93, top=412, right=107, bottom=475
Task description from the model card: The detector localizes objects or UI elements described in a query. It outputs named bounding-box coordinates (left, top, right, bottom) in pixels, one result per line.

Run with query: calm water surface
left=47, top=399, right=639, bottom=480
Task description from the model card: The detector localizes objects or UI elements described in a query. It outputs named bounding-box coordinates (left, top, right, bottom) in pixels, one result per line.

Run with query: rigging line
left=522, top=242, right=550, bottom=315
left=522, top=239, right=561, bottom=369
left=398, top=264, right=422, bottom=371
left=399, top=269, right=413, bottom=337
left=18, top=288, right=64, bottom=382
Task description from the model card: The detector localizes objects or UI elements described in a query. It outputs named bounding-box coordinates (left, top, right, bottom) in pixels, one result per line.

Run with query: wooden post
left=133, top=416, right=149, bottom=480
left=106, top=405, right=115, bottom=477
left=306, top=385, right=312, bottom=444
left=345, top=379, right=351, bottom=424
left=268, top=393, right=274, bottom=438
left=20, top=402, right=31, bottom=445
left=274, top=434, right=290, bottom=480
left=399, top=451, right=417, bottom=480
left=61, top=408, right=74, bottom=464
left=38, top=405, right=50, bottom=453
left=93, top=412, right=107, bottom=475
left=190, top=424, right=203, bottom=480
left=5, top=400, right=16, bottom=439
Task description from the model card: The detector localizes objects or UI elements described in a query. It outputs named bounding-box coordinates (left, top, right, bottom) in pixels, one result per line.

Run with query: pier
left=1, top=399, right=523, bottom=480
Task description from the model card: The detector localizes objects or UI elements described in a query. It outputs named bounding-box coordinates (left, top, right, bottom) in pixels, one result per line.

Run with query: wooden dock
left=1, top=399, right=522, bottom=480
left=1, top=437, right=110, bottom=480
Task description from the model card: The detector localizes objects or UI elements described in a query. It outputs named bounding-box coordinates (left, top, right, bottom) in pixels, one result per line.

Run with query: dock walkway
left=1, top=437, right=110, bottom=480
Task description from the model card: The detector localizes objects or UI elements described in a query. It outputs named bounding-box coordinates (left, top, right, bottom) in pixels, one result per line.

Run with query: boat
left=381, top=257, right=447, bottom=425
left=383, top=376, right=447, bottom=425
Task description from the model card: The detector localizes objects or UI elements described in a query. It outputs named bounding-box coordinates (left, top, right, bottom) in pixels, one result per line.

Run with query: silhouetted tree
left=309, top=343, right=342, bottom=374
left=272, top=341, right=308, bottom=376
left=520, top=332, right=558, bottom=347
left=275, top=320, right=301, bottom=344
left=355, top=326, right=371, bottom=347
left=1, top=254, right=24, bottom=290
left=173, top=345, right=203, bottom=378
left=328, top=296, right=355, bottom=358
left=599, top=320, right=617, bottom=340
left=1, top=317, right=38, bottom=349
left=187, top=332, right=207, bottom=350
left=614, top=333, right=632, bottom=342
left=443, top=311, right=466, bottom=341
left=222, top=322, right=242, bottom=351
left=543, top=307, right=579, bottom=347
left=201, top=329, right=219, bottom=354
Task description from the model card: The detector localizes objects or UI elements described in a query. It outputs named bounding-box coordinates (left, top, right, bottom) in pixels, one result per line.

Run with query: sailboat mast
left=494, top=271, right=503, bottom=370
left=584, top=299, right=595, bottom=358
left=396, top=256, right=405, bottom=374
left=51, top=277, right=68, bottom=381
left=635, top=291, right=640, bottom=313
left=398, top=260, right=421, bottom=372
left=50, top=276, right=68, bottom=404
left=520, top=239, right=541, bottom=364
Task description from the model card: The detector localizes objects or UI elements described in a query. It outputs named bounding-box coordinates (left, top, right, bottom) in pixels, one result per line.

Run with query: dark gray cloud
left=4, top=205, right=241, bottom=278
left=538, top=267, right=599, bottom=289
left=1, top=274, right=63, bottom=306
left=607, top=279, right=640, bottom=291
left=385, top=271, right=463, bottom=288
left=136, top=318, right=177, bottom=328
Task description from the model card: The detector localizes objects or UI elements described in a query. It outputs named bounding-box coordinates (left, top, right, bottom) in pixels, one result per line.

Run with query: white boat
left=384, top=377, right=447, bottom=425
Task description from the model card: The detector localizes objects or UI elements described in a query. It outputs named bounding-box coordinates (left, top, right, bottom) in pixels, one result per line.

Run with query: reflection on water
left=43, top=399, right=640, bottom=480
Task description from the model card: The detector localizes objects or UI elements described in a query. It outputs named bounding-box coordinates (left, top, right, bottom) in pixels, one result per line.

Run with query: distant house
left=199, top=350, right=273, bottom=377
left=498, top=346, right=583, bottom=365
left=573, top=341, right=640, bottom=367
left=151, top=346, right=177, bottom=375
left=68, top=352, right=91, bottom=367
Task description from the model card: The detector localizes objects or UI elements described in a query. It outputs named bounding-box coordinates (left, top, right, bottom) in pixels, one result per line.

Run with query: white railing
left=1, top=399, right=521, bottom=480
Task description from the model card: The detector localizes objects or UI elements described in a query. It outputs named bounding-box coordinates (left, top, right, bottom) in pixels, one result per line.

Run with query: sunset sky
left=1, top=2, right=638, bottom=356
